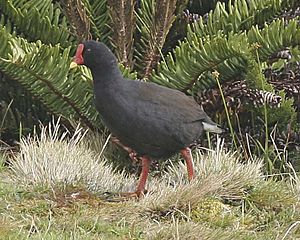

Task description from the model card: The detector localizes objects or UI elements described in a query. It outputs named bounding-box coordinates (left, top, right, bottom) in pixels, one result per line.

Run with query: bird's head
left=70, top=40, right=117, bottom=71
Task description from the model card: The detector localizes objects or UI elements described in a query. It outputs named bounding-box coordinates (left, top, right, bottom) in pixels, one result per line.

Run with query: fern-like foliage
left=0, top=22, right=138, bottom=131
left=0, top=0, right=299, bottom=151
left=247, top=19, right=300, bottom=61
left=0, top=0, right=74, bottom=46
left=0, top=25, right=100, bottom=130
left=151, top=18, right=300, bottom=93
left=151, top=32, right=250, bottom=91
left=189, top=0, right=297, bottom=39
left=82, top=0, right=110, bottom=45
left=0, top=74, right=50, bottom=141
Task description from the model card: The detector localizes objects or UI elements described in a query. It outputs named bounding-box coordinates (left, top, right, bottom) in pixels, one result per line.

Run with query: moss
left=191, top=198, right=238, bottom=228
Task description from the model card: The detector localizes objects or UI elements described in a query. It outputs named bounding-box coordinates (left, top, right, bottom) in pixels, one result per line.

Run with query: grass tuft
left=163, top=138, right=263, bottom=199
left=10, top=120, right=136, bottom=193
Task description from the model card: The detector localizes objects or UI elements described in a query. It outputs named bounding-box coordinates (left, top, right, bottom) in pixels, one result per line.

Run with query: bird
left=71, top=40, right=223, bottom=197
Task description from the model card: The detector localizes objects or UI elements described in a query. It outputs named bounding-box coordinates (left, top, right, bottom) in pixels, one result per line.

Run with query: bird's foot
left=98, top=190, right=146, bottom=202
left=119, top=190, right=147, bottom=199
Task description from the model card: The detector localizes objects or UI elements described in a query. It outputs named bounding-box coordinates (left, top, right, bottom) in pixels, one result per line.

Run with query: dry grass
left=10, top=120, right=136, bottom=193
left=10, top=122, right=264, bottom=204
left=162, top=139, right=263, bottom=198
left=3, top=121, right=300, bottom=239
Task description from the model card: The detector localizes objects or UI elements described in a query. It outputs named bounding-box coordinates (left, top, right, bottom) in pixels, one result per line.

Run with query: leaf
left=0, top=0, right=74, bottom=46
left=0, top=26, right=99, bottom=130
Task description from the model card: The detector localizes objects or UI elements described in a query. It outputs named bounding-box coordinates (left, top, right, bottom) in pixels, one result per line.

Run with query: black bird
left=71, top=40, right=223, bottom=197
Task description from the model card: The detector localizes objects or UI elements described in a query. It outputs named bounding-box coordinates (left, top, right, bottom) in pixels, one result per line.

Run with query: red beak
left=72, top=43, right=84, bottom=65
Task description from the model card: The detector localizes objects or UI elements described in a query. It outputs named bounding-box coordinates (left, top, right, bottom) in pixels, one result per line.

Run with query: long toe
left=98, top=190, right=146, bottom=202
left=119, top=190, right=147, bottom=199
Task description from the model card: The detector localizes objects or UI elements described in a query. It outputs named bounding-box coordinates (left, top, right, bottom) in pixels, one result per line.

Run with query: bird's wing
left=113, top=80, right=211, bottom=149
left=133, top=81, right=210, bottom=123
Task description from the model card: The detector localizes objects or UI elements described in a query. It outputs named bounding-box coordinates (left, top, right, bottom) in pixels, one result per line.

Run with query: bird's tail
left=202, top=122, right=224, bottom=134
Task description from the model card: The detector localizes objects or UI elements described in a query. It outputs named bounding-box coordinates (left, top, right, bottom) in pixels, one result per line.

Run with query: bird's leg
left=111, top=136, right=138, bottom=162
left=135, top=156, right=150, bottom=196
left=118, top=156, right=150, bottom=199
left=180, top=147, right=195, bottom=181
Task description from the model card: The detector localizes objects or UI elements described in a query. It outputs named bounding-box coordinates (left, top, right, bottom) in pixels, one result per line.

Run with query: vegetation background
left=0, top=0, right=300, bottom=239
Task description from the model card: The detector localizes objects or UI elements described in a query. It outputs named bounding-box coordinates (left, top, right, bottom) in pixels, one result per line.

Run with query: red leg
left=118, top=156, right=150, bottom=199
left=135, top=156, right=150, bottom=196
left=180, top=147, right=195, bottom=181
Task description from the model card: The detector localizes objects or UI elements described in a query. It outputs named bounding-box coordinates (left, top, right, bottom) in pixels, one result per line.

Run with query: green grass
left=0, top=123, right=300, bottom=239
left=1, top=166, right=300, bottom=239
left=0, top=175, right=143, bottom=239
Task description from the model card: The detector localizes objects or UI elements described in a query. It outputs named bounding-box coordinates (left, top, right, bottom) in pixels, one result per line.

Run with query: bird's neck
left=92, top=65, right=123, bottom=113
left=91, top=63, right=123, bottom=89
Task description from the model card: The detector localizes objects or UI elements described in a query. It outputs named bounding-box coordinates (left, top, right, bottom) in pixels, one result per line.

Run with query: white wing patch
left=202, top=122, right=223, bottom=134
